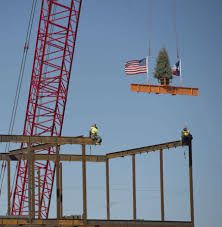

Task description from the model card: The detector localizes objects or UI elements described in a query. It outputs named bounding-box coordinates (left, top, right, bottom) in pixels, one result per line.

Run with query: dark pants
left=182, top=134, right=192, bottom=146
left=90, top=133, right=102, bottom=144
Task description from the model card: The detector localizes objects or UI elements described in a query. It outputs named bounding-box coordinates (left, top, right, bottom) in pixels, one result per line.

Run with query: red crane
left=11, top=0, right=82, bottom=218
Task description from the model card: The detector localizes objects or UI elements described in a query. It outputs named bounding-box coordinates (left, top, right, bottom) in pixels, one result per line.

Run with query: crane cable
left=0, top=0, right=37, bottom=203
left=146, top=0, right=153, bottom=84
left=172, top=0, right=180, bottom=59
left=172, top=0, right=182, bottom=85
left=148, top=0, right=153, bottom=58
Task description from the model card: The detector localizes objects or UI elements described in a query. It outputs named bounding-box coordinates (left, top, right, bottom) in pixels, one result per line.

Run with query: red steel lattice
left=11, top=0, right=82, bottom=218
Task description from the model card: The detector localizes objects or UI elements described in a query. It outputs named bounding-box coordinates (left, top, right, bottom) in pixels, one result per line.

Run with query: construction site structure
left=0, top=1, right=196, bottom=226
left=0, top=134, right=194, bottom=227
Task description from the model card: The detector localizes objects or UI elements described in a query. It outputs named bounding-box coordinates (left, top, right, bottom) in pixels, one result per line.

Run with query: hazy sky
left=0, top=1, right=221, bottom=227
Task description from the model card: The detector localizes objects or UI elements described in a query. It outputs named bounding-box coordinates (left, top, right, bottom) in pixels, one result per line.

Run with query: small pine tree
left=154, top=48, right=172, bottom=85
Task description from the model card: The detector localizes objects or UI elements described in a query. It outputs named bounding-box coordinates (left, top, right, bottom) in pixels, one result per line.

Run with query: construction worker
left=89, top=124, right=102, bottom=145
left=181, top=127, right=193, bottom=145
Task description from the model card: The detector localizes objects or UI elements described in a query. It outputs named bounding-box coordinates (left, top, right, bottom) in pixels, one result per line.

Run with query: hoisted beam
left=131, top=84, right=199, bottom=96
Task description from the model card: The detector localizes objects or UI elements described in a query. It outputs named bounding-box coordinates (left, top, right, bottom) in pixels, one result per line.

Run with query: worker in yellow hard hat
left=89, top=124, right=102, bottom=145
left=181, top=127, right=192, bottom=145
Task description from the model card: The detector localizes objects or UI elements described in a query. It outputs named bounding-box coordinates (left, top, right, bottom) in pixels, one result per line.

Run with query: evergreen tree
left=154, top=48, right=172, bottom=85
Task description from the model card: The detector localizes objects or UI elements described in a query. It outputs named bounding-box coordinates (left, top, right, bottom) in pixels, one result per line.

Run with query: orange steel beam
left=131, top=84, right=199, bottom=96
left=0, top=218, right=193, bottom=227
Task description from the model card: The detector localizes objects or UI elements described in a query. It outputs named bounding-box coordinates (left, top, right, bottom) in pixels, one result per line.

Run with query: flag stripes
left=125, top=58, right=148, bottom=75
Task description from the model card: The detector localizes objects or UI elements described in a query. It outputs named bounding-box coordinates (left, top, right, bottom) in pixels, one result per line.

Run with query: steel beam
left=59, top=163, right=63, bottom=218
left=0, top=141, right=183, bottom=162
left=9, top=143, right=54, bottom=155
left=0, top=153, right=106, bottom=162
left=56, top=145, right=61, bottom=219
left=106, top=158, right=110, bottom=220
left=82, top=145, right=87, bottom=225
left=160, top=149, right=165, bottom=221
left=131, top=84, right=199, bottom=96
left=107, top=141, right=182, bottom=159
left=31, top=148, right=35, bottom=219
left=38, top=168, right=41, bottom=219
left=132, top=154, right=137, bottom=220
left=7, top=160, right=10, bottom=216
left=188, top=142, right=195, bottom=225
left=0, top=135, right=96, bottom=145
left=0, top=218, right=193, bottom=227
left=28, top=143, right=35, bottom=220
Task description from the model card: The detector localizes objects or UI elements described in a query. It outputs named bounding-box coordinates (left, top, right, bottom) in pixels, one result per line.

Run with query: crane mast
left=11, top=0, right=82, bottom=218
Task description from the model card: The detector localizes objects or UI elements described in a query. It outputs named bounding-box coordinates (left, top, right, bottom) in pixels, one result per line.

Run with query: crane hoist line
left=11, top=0, right=82, bottom=219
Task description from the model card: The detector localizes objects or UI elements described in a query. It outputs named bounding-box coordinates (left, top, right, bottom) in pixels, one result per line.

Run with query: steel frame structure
left=0, top=134, right=194, bottom=227
left=11, top=0, right=82, bottom=218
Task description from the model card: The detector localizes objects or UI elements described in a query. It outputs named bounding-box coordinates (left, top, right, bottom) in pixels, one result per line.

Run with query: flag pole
left=179, top=58, right=183, bottom=85
left=146, top=56, right=149, bottom=84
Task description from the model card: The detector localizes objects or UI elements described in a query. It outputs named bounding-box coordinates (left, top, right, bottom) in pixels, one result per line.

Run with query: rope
left=0, top=0, right=37, bottom=203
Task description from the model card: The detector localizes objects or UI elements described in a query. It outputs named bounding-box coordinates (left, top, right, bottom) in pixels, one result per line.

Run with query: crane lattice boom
left=11, top=0, right=82, bottom=218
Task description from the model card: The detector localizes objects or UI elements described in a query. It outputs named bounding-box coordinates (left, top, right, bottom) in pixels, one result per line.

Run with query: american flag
left=125, top=58, right=148, bottom=75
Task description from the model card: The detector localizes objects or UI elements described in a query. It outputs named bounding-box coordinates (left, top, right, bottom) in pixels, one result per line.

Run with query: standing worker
left=89, top=124, right=102, bottom=145
left=181, top=127, right=193, bottom=145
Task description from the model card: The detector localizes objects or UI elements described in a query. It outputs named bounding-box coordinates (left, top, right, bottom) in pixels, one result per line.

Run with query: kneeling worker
left=89, top=124, right=102, bottom=145
left=181, top=127, right=193, bottom=146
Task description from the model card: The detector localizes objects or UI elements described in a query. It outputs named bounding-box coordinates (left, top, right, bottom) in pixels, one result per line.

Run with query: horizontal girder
left=131, top=84, right=199, bottom=96
left=0, top=218, right=193, bottom=227
left=0, top=135, right=95, bottom=145
left=0, top=136, right=184, bottom=162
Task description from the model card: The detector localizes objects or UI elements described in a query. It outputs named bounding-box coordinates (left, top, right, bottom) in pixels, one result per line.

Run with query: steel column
left=7, top=160, right=10, bottom=215
left=59, top=163, right=63, bottom=218
left=31, top=148, right=35, bottom=219
left=160, top=149, right=165, bottom=221
left=56, top=145, right=61, bottom=219
left=132, top=154, right=137, bottom=220
left=188, top=142, right=194, bottom=225
left=28, top=143, right=35, bottom=220
left=28, top=145, right=31, bottom=220
left=106, top=158, right=110, bottom=220
left=82, top=144, right=87, bottom=224
left=38, top=168, right=41, bottom=219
